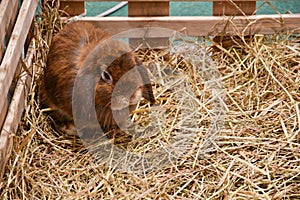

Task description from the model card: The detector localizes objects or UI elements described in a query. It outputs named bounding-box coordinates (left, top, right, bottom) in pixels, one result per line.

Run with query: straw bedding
left=1, top=1, right=299, bottom=199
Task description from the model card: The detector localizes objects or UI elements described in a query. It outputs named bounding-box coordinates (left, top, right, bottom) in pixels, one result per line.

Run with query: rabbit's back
left=40, top=22, right=110, bottom=122
left=40, top=21, right=155, bottom=139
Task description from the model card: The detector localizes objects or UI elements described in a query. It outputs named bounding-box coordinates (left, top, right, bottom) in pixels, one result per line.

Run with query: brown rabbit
left=39, top=22, right=155, bottom=144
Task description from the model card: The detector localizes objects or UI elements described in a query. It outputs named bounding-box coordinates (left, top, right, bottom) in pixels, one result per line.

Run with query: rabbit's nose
left=111, top=96, right=129, bottom=110
left=111, top=88, right=142, bottom=111
left=129, top=87, right=142, bottom=105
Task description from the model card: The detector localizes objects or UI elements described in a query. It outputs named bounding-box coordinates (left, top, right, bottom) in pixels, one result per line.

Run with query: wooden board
left=213, top=1, right=256, bottom=16
left=213, top=1, right=256, bottom=49
left=0, top=42, right=34, bottom=180
left=58, top=0, right=261, bottom=16
left=78, top=14, right=300, bottom=37
left=6, top=0, right=19, bottom=42
left=0, top=0, right=19, bottom=61
left=0, top=59, right=22, bottom=130
left=0, top=0, right=19, bottom=129
left=128, top=1, right=169, bottom=17
left=0, top=0, right=38, bottom=136
left=60, top=1, right=85, bottom=16
left=0, top=99, right=8, bottom=130
left=128, top=1, right=170, bottom=48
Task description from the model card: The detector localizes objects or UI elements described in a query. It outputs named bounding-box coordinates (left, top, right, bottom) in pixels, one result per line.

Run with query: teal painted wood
left=85, top=0, right=300, bottom=17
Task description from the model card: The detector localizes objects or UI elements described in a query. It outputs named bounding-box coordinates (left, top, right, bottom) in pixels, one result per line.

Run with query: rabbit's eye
left=101, top=70, right=113, bottom=84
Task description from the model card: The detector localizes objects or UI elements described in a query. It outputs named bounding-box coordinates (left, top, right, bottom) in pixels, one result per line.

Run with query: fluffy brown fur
left=39, top=22, right=155, bottom=142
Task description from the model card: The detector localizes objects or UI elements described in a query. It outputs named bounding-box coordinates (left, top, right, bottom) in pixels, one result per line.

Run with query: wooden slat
left=6, top=0, right=19, bottom=42
left=60, top=1, right=85, bottom=16
left=128, top=1, right=170, bottom=48
left=213, top=1, right=256, bottom=48
left=0, top=59, right=22, bottom=130
left=0, top=99, right=8, bottom=130
left=0, top=0, right=19, bottom=130
left=128, top=1, right=169, bottom=17
left=0, top=42, right=34, bottom=180
left=78, top=14, right=300, bottom=37
left=0, top=0, right=38, bottom=133
left=213, top=1, right=256, bottom=16
left=0, top=0, right=19, bottom=61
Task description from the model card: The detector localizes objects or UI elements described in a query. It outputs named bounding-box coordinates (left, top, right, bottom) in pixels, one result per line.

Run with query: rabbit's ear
left=142, top=83, right=155, bottom=103
left=136, top=65, right=155, bottom=104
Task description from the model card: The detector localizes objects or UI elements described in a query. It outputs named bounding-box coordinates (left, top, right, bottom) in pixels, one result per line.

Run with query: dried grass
left=1, top=1, right=300, bottom=199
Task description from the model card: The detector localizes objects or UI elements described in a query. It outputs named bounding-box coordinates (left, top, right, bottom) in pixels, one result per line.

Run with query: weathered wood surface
left=128, top=1, right=169, bottom=17
left=78, top=14, right=300, bottom=37
left=0, top=0, right=19, bottom=61
left=213, top=1, right=256, bottom=16
left=0, top=0, right=38, bottom=129
left=60, top=1, right=85, bottom=16
left=128, top=1, right=170, bottom=48
left=0, top=42, right=34, bottom=179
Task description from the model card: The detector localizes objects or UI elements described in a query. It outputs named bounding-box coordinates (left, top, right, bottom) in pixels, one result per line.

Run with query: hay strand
left=1, top=1, right=299, bottom=199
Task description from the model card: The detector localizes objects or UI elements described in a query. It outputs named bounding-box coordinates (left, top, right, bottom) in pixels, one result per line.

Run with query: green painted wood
left=85, top=0, right=300, bottom=16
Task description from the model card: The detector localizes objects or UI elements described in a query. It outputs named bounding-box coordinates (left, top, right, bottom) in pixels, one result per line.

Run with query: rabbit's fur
left=39, top=22, right=155, bottom=143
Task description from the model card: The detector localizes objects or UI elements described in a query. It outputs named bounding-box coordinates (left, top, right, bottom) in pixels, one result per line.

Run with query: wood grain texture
left=213, top=1, right=256, bottom=16
left=60, top=1, right=85, bottom=16
left=128, top=1, right=170, bottom=48
left=0, top=42, right=34, bottom=180
left=0, top=0, right=19, bottom=130
left=0, top=0, right=38, bottom=133
left=0, top=0, right=19, bottom=61
left=213, top=1, right=256, bottom=49
left=6, top=0, right=19, bottom=42
left=78, top=14, right=300, bottom=37
left=128, top=1, right=169, bottom=17
left=0, top=99, right=8, bottom=131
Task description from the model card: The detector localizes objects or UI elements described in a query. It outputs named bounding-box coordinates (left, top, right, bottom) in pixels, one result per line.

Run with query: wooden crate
left=0, top=0, right=300, bottom=179
left=59, top=0, right=300, bottom=37
left=0, top=0, right=38, bottom=178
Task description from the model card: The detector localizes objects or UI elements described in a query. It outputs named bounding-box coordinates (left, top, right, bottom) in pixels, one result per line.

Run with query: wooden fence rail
left=0, top=0, right=37, bottom=178
left=59, top=0, right=300, bottom=36
left=0, top=0, right=300, bottom=179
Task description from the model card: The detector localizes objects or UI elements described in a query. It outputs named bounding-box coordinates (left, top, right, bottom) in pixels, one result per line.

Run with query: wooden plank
left=0, top=58, right=22, bottom=166
left=128, top=1, right=169, bottom=17
left=0, top=0, right=38, bottom=131
left=0, top=0, right=19, bottom=129
left=213, top=1, right=256, bottom=16
left=213, top=1, right=256, bottom=48
left=0, top=44, right=3, bottom=62
left=0, top=0, right=19, bottom=61
left=128, top=1, right=170, bottom=48
left=6, top=0, right=20, bottom=42
left=0, top=98, right=8, bottom=130
left=78, top=14, right=300, bottom=37
left=60, top=1, right=85, bottom=16
left=0, top=41, right=34, bottom=180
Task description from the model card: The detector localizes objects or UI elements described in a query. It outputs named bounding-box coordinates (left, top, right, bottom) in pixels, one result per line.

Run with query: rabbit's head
left=77, top=39, right=155, bottom=131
